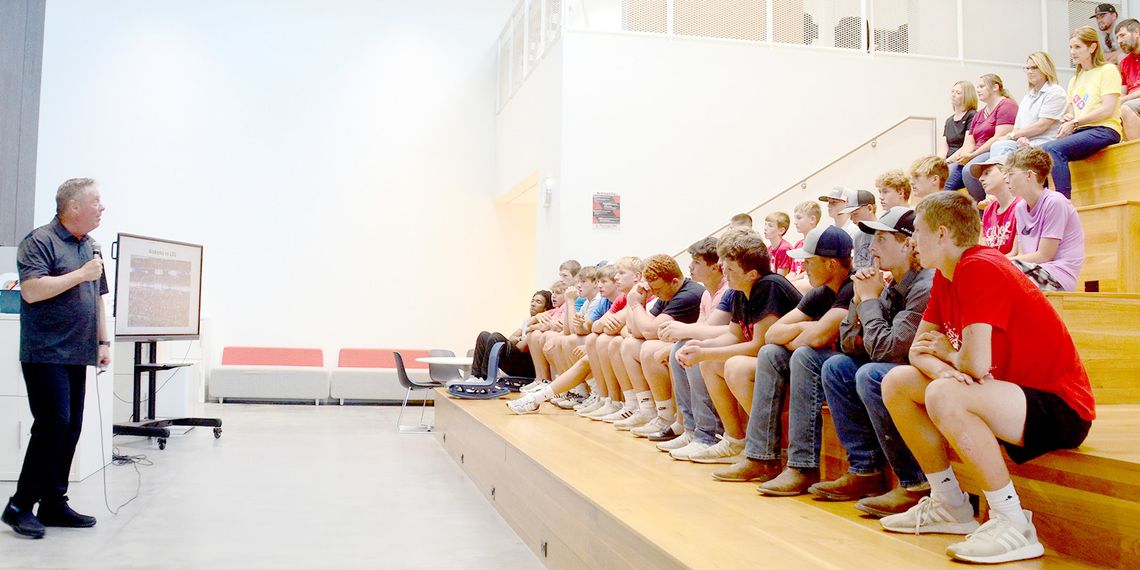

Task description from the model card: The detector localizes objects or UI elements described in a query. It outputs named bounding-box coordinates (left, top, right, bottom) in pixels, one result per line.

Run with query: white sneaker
left=946, top=510, right=1043, bottom=563
left=657, top=430, right=693, bottom=452
left=576, top=397, right=604, bottom=416
left=880, top=494, right=980, bottom=535
left=521, top=380, right=550, bottom=394
left=630, top=416, right=671, bottom=437
left=669, top=440, right=711, bottom=461
left=555, top=393, right=584, bottom=410
left=506, top=395, right=540, bottom=415
left=614, top=409, right=655, bottom=431
left=573, top=394, right=598, bottom=411
left=585, top=402, right=621, bottom=420
left=601, top=407, right=635, bottom=423
left=687, top=438, right=745, bottom=464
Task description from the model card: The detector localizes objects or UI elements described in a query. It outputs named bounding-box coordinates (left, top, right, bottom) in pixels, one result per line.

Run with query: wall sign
left=592, top=193, right=620, bottom=228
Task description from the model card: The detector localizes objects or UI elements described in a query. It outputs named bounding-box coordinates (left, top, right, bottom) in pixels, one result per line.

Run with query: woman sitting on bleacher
left=1041, top=26, right=1123, bottom=199
left=963, top=52, right=1067, bottom=200
left=1006, top=147, right=1085, bottom=292
left=941, top=81, right=977, bottom=190
left=946, top=74, right=1017, bottom=202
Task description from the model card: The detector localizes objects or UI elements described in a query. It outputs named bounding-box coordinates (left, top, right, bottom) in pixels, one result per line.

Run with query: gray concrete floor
left=0, top=403, right=541, bottom=569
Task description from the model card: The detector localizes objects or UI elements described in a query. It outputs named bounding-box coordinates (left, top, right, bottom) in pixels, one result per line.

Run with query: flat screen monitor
left=112, top=233, right=203, bottom=341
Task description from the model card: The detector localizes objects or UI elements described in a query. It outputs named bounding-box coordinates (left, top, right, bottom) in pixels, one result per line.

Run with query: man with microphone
left=2, top=178, right=110, bottom=539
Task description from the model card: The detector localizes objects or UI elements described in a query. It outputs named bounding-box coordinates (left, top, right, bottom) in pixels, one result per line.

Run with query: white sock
left=984, top=481, right=1027, bottom=524
left=926, top=467, right=967, bottom=507
left=636, top=391, right=654, bottom=413
left=586, top=379, right=598, bottom=392
left=534, top=386, right=555, bottom=403
left=670, top=421, right=684, bottom=433
left=655, top=398, right=675, bottom=422
left=622, top=390, right=637, bottom=411
left=570, top=384, right=588, bottom=397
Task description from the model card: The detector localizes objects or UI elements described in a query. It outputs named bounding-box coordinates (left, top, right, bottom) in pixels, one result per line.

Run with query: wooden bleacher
left=1071, top=140, right=1140, bottom=293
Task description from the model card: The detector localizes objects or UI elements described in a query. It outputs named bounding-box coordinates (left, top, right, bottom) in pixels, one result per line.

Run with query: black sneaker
left=37, top=501, right=97, bottom=528
left=646, top=424, right=683, bottom=442
left=2, top=499, right=46, bottom=539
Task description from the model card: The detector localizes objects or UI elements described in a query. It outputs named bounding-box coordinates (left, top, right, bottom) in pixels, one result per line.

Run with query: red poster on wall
left=593, top=193, right=620, bottom=228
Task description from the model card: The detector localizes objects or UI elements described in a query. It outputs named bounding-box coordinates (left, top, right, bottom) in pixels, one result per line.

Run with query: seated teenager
left=908, top=155, right=950, bottom=204
left=879, top=191, right=1094, bottom=564
left=842, top=190, right=878, bottom=270
left=652, top=237, right=731, bottom=447
left=963, top=52, right=1066, bottom=198
left=875, top=169, right=911, bottom=210
left=787, top=201, right=822, bottom=294
left=1042, top=26, right=1123, bottom=198
left=614, top=255, right=704, bottom=431
left=547, top=266, right=606, bottom=408
left=1006, top=147, right=1086, bottom=291
left=470, top=290, right=552, bottom=380
left=811, top=207, right=934, bottom=515
left=730, top=213, right=753, bottom=229
left=969, top=150, right=1022, bottom=255
left=585, top=257, right=645, bottom=421
left=818, top=187, right=857, bottom=236
left=726, top=226, right=855, bottom=494
left=1117, top=18, right=1140, bottom=140
left=942, top=81, right=978, bottom=173
left=763, top=212, right=794, bottom=276
left=557, top=259, right=584, bottom=311
left=522, top=281, right=568, bottom=389
left=947, top=74, right=1018, bottom=201
left=509, top=264, right=633, bottom=414
left=671, top=229, right=801, bottom=463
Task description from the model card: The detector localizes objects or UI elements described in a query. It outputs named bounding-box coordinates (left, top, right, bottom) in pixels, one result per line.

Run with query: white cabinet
left=0, top=314, right=112, bottom=482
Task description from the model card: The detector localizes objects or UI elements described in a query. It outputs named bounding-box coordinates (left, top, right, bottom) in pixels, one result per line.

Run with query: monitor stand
left=112, top=340, right=222, bottom=450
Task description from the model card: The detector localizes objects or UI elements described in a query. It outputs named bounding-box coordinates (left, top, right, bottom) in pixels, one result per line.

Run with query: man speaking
left=3, top=178, right=110, bottom=539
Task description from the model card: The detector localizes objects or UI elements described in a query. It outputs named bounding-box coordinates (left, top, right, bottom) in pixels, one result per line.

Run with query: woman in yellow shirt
left=1041, top=26, right=1123, bottom=199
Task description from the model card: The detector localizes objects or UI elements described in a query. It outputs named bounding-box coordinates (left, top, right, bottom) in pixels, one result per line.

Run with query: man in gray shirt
left=3, top=178, right=110, bottom=539
left=809, top=207, right=935, bottom=517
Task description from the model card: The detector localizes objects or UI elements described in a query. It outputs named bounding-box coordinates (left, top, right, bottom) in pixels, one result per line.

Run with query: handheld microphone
left=92, top=243, right=102, bottom=260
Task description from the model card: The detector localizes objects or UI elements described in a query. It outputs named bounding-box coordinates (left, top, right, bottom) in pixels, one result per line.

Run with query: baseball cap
left=858, top=207, right=916, bottom=236
left=967, top=145, right=1015, bottom=178
left=1091, top=3, right=1117, bottom=17
left=817, top=186, right=853, bottom=204
left=788, top=225, right=853, bottom=259
left=839, top=189, right=876, bottom=215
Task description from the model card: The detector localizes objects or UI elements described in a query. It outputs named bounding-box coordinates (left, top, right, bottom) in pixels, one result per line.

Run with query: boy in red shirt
left=763, top=212, right=794, bottom=276
left=878, top=192, right=1095, bottom=564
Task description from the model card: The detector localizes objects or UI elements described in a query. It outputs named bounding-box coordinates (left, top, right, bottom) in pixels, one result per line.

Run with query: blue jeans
left=670, top=341, right=722, bottom=445
left=1041, top=126, right=1120, bottom=199
left=944, top=162, right=965, bottom=193
left=745, top=345, right=837, bottom=469
left=820, top=356, right=925, bottom=487
left=953, top=154, right=989, bottom=202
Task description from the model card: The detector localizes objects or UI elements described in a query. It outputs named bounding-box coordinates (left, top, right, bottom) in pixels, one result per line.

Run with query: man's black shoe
left=2, top=500, right=46, bottom=539
left=37, top=501, right=97, bottom=528
left=647, top=426, right=683, bottom=442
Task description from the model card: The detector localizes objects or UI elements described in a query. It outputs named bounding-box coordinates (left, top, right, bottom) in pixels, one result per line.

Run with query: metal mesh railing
left=674, top=0, right=766, bottom=42
left=498, top=0, right=565, bottom=112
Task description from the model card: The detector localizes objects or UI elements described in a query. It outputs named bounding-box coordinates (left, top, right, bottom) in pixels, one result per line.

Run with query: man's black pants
left=470, top=331, right=536, bottom=380
left=12, top=363, right=87, bottom=510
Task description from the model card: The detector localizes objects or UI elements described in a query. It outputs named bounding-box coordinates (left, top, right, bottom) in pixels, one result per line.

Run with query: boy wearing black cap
left=810, top=207, right=935, bottom=515
left=712, top=226, right=855, bottom=492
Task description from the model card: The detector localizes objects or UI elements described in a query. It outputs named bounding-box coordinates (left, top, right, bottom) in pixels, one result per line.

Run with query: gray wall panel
left=0, top=0, right=45, bottom=246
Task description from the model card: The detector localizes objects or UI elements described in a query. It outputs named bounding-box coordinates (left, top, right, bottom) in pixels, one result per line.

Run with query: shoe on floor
left=555, top=394, right=584, bottom=410
left=757, top=467, right=820, bottom=496
left=576, top=398, right=604, bottom=416
left=601, top=408, right=634, bottom=424
left=880, top=494, right=979, bottom=535
left=521, top=380, right=550, bottom=394
left=687, top=438, right=745, bottom=464
left=585, top=402, right=621, bottom=420
left=712, top=458, right=782, bottom=482
left=573, top=394, right=597, bottom=411
left=614, top=409, right=655, bottom=431
left=36, top=501, right=96, bottom=529
left=656, top=430, right=692, bottom=451
left=946, top=510, right=1044, bottom=564
left=2, top=500, right=45, bottom=539
left=669, top=439, right=710, bottom=461
left=855, top=485, right=930, bottom=518
left=808, top=472, right=890, bottom=501
left=631, top=417, right=672, bottom=438
left=506, top=395, right=540, bottom=415
left=647, top=424, right=684, bottom=442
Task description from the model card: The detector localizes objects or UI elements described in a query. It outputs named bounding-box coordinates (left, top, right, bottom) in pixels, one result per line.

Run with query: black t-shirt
left=649, top=278, right=705, bottom=324
left=944, top=109, right=976, bottom=157
left=798, top=279, right=855, bottom=321
left=730, top=274, right=802, bottom=342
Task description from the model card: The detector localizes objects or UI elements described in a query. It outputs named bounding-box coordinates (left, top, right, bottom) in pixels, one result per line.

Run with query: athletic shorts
left=1001, top=385, right=1091, bottom=464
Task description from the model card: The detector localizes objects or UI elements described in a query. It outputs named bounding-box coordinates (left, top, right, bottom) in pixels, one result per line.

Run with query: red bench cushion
left=337, top=348, right=431, bottom=369
left=221, top=346, right=324, bottom=367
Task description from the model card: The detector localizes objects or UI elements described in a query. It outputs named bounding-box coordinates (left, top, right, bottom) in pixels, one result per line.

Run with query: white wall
left=34, top=0, right=523, bottom=364
left=547, top=31, right=1065, bottom=264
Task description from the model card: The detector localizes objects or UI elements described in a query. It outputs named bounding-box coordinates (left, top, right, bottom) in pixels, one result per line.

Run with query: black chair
left=394, top=351, right=444, bottom=434
left=427, top=348, right=464, bottom=386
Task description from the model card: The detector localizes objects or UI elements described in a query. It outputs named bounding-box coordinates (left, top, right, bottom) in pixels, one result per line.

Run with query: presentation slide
left=114, top=233, right=203, bottom=340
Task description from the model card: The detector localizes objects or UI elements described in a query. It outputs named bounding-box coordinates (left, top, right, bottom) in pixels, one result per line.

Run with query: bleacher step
left=1076, top=201, right=1140, bottom=294
left=1071, top=140, right=1140, bottom=208
left=1046, top=292, right=1140, bottom=405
